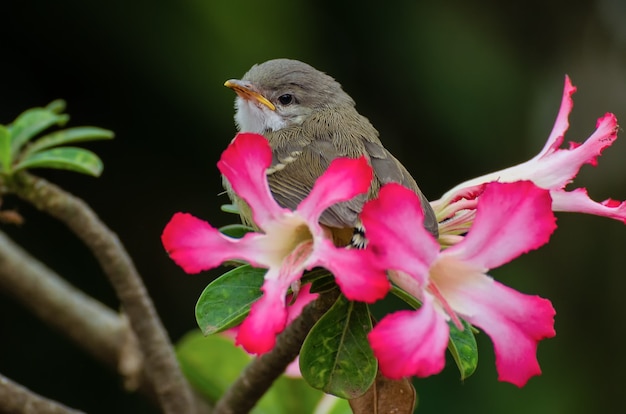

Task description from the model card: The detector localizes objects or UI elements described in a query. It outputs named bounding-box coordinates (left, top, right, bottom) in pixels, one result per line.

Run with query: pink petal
left=447, top=275, right=556, bottom=387
left=448, top=181, right=556, bottom=270
left=282, top=285, right=318, bottom=379
left=161, top=212, right=279, bottom=272
left=161, top=212, right=242, bottom=273
left=536, top=75, right=576, bottom=158
left=368, top=296, right=449, bottom=379
left=360, top=183, right=440, bottom=283
left=527, top=112, right=619, bottom=188
left=436, top=83, right=619, bottom=203
left=285, top=284, right=319, bottom=324
left=218, top=133, right=287, bottom=228
left=431, top=183, right=484, bottom=222
left=297, top=156, right=373, bottom=223
left=236, top=276, right=289, bottom=354
left=222, top=284, right=317, bottom=375
left=313, top=240, right=390, bottom=303
left=551, top=188, right=626, bottom=223
left=552, top=112, right=616, bottom=167
left=237, top=243, right=313, bottom=354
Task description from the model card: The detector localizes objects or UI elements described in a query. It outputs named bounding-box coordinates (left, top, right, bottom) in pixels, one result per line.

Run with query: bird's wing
left=267, top=133, right=366, bottom=229
left=363, top=140, right=439, bottom=237
left=266, top=111, right=439, bottom=237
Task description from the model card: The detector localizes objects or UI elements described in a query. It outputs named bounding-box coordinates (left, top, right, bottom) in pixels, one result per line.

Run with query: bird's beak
left=224, top=79, right=276, bottom=111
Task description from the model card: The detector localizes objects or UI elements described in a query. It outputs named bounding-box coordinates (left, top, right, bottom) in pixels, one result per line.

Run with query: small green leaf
left=8, top=107, right=69, bottom=153
left=195, top=265, right=266, bottom=335
left=219, top=223, right=254, bottom=238
left=23, top=126, right=114, bottom=156
left=13, top=147, right=103, bottom=176
left=45, top=99, right=66, bottom=113
left=221, top=203, right=240, bottom=214
left=0, top=125, right=11, bottom=173
left=300, top=295, right=377, bottom=399
left=448, top=319, right=478, bottom=380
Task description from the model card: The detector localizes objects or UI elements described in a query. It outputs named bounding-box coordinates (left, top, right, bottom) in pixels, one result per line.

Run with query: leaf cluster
left=0, top=100, right=113, bottom=177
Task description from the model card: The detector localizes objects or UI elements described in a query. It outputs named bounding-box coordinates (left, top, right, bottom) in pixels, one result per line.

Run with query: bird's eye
left=278, top=94, right=294, bottom=105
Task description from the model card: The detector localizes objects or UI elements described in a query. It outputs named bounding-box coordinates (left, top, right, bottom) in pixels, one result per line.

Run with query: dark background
left=1, top=0, right=626, bottom=413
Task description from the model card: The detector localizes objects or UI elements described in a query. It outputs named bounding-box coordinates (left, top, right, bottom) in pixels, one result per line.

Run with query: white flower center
left=262, top=214, right=314, bottom=268
left=429, top=255, right=487, bottom=324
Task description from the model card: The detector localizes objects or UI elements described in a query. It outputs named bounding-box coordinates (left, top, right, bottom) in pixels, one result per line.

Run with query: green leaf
left=13, top=147, right=104, bottom=176
left=176, top=331, right=352, bottom=414
left=300, top=295, right=377, bottom=399
left=45, top=99, right=66, bottom=113
left=8, top=107, right=69, bottom=153
left=219, top=223, right=254, bottom=238
left=448, top=319, right=478, bottom=380
left=23, top=126, right=114, bottom=156
left=308, top=274, right=337, bottom=293
left=221, top=203, right=240, bottom=214
left=195, top=265, right=266, bottom=335
left=0, top=125, right=11, bottom=173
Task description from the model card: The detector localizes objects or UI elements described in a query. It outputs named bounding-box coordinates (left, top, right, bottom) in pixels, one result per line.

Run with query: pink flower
left=433, top=75, right=623, bottom=243
left=362, top=180, right=557, bottom=387
left=221, top=284, right=319, bottom=378
left=161, top=133, right=390, bottom=354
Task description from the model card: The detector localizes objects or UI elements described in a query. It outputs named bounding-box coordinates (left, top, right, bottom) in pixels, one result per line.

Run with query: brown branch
left=0, top=373, right=85, bottom=414
left=213, top=289, right=341, bottom=414
left=0, top=230, right=144, bottom=391
left=8, top=173, right=203, bottom=414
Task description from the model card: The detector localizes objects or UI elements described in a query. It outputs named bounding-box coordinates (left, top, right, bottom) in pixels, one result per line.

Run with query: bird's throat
left=235, top=98, right=286, bottom=133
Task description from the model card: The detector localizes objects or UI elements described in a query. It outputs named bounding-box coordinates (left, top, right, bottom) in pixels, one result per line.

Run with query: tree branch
left=8, top=173, right=203, bottom=414
left=213, top=289, right=340, bottom=414
left=0, top=373, right=85, bottom=414
left=0, top=230, right=145, bottom=391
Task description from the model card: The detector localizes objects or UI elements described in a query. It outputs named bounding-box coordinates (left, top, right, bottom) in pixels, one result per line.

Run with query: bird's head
left=225, top=59, right=354, bottom=133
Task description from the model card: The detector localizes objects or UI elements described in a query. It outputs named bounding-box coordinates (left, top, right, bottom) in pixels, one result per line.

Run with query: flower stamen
left=427, top=282, right=464, bottom=330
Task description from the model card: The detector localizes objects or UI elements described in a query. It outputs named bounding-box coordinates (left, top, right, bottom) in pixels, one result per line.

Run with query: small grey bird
left=224, top=58, right=438, bottom=246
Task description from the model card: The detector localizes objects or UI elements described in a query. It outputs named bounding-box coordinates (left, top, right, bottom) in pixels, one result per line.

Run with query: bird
left=223, top=58, right=438, bottom=247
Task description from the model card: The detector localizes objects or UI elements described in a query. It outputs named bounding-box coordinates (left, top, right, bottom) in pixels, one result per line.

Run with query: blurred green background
left=1, top=0, right=626, bottom=413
